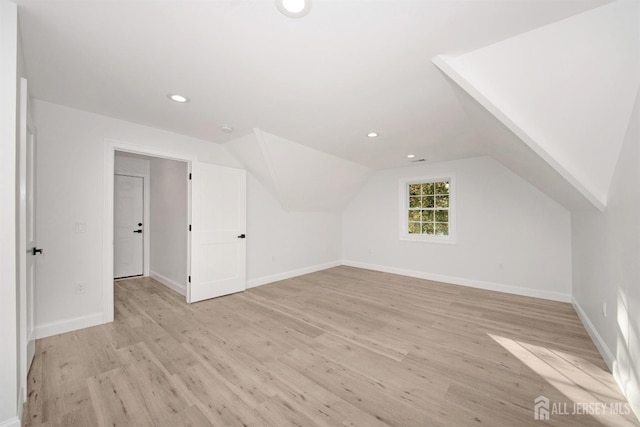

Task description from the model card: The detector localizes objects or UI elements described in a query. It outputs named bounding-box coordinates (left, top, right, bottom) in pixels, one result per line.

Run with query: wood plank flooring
left=23, top=266, right=638, bottom=426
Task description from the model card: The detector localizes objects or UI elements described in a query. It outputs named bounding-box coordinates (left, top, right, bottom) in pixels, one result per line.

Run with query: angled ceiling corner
left=223, top=130, right=282, bottom=205
left=225, top=129, right=372, bottom=212
left=433, top=0, right=640, bottom=211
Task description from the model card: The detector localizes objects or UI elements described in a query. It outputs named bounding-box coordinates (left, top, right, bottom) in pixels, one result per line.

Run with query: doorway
left=113, top=151, right=188, bottom=294
left=103, top=140, right=248, bottom=323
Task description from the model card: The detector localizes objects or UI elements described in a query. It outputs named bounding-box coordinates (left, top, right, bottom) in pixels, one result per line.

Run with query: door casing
left=103, top=140, right=195, bottom=323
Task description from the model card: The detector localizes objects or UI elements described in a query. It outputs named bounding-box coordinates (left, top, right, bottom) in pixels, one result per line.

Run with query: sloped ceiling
left=226, top=129, right=371, bottom=212
left=15, top=0, right=637, bottom=212
left=444, top=77, right=597, bottom=211
left=434, top=0, right=639, bottom=211
left=16, top=0, right=608, bottom=170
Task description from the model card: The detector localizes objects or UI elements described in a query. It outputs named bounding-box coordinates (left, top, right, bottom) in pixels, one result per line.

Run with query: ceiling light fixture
left=168, top=94, right=189, bottom=103
left=220, top=125, right=234, bottom=134
left=367, top=132, right=379, bottom=138
left=276, top=0, right=312, bottom=18
left=407, top=154, right=415, bottom=158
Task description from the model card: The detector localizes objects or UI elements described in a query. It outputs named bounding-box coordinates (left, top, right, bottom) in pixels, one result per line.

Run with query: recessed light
left=367, top=132, right=379, bottom=138
left=276, top=0, right=312, bottom=18
left=168, top=94, right=189, bottom=103
left=220, top=125, right=234, bottom=134
left=407, top=154, right=415, bottom=158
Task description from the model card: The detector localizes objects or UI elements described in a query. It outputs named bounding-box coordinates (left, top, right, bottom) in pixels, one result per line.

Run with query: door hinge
left=189, top=224, right=191, bottom=231
left=189, top=173, right=192, bottom=180
left=188, top=276, right=191, bottom=283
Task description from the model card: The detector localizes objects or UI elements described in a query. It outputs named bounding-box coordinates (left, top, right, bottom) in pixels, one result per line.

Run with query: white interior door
left=18, top=77, right=37, bottom=401
left=114, top=175, right=144, bottom=278
left=189, top=162, right=246, bottom=303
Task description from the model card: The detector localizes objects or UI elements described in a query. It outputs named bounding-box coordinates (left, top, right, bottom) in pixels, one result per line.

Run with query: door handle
left=237, top=234, right=246, bottom=239
left=133, top=230, right=143, bottom=233
left=138, top=223, right=143, bottom=226
left=32, top=247, right=43, bottom=255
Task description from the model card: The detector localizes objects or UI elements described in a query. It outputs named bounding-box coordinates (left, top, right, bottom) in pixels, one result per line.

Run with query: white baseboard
left=0, top=417, right=20, bottom=427
left=150, top=271, right=186, bottom=296
left=572, top=298, right=640, bottom=422
left=35, top=312, right=104, bottom=339
left=571, top=297, right=615, bottom=369
left=341, top=260, right=572, bottom=303
left=27, top=332, right=36, bottom=371
left=17, top=385, right=24, bottom=422
left=247, top=260, right=341, bottom=289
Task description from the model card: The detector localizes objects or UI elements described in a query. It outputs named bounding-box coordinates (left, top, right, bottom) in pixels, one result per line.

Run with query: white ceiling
left=16, top=0, right=609, bottom=170
left=226, top=129, right=371, bottom=211
left=435, top=0, right=639, bottom=211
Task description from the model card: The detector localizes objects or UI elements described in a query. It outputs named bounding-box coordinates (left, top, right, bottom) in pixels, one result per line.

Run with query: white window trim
left=399, top=174, right=456, bottom=244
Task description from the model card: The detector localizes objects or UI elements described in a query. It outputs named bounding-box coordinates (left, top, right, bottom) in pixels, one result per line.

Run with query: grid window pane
left=435, top=210, right=448, bottom=222
left=435, top=182, right=449, bottom=195
left=406, top=179, right=452, bottom=239
left=435, top=195, right=449, bottom=208
left=421, top=210, right=434, bottom=222
left=435, top=223, right=449, bottom=236
left=422, top=223, right=435, bottom=235
left=422, top=196, right=435, bottom=208
left=421, top=183, right=435, bottom=195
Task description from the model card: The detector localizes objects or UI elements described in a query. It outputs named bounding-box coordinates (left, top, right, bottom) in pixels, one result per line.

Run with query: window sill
left=399, top=234, right=457, bottom=245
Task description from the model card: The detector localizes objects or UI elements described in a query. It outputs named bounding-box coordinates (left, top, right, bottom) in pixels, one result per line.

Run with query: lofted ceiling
left=16, top=0, right=610, bottom=172
left=226, top=129, right=371, bottom=212
left=434, top=0, right=639, bottom=211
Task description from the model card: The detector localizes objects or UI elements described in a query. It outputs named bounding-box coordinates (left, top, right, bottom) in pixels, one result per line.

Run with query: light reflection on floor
left=489, top=333, right=638, bottom=426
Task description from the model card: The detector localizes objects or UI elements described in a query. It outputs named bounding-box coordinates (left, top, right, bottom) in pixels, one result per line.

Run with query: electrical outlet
left=602, top=302, right=607, bottom=317
left=74, top=282, right=86, bottom=294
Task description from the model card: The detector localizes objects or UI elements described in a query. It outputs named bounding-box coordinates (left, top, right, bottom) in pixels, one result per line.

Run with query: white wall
left=257, top=130, right=371, bottom=212
left=572, top=89, right=640, bottom=419
left=0, top=1, right=20, bottom=425
left=342, top=156, right=572, bottom=301
left=33, top=100, right=241, bottom=337
left=150, top=157, right=188, bottom=295
left=225, top=130, right=371, bottom=212
left=114, top=154, right=150, bottom=175
left=33, top=99, right=345, bottom=337
left=246, top=173, right=342, bottom=287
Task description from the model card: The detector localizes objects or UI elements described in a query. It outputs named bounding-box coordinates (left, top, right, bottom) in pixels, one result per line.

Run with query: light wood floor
left=24, top=266, right=638, bottom=426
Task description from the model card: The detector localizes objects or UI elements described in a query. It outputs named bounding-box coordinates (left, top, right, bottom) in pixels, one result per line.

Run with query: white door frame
left=102, top=139, right=195, bottom=323
left=113, top=171, right=150, bottom=277
left=18, top=77, right=36, bottom=404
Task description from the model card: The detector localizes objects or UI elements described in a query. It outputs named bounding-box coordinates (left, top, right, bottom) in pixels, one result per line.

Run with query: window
left=400, top=176, right=455, bottom=243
